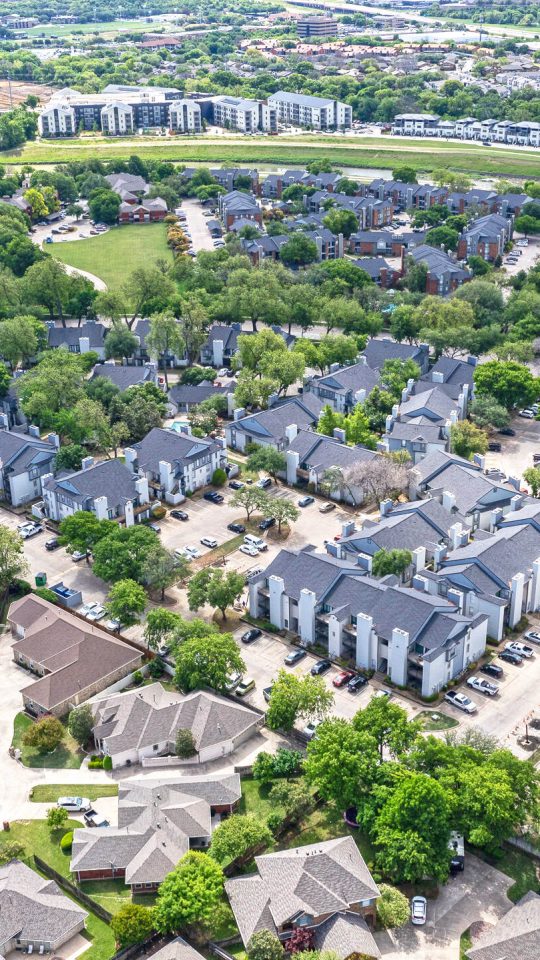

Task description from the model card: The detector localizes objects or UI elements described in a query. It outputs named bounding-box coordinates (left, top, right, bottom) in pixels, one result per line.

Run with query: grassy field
left=418, top=710, right=459, bottom=731
left=24, top=17, right=180, bottom=38
left=12, top=712, right=83, bottom=768
left=30, top=784, right=119, bottom=802
left=50, top=223, right=171, bottom=293
left=6, top=134, right=540, bottom=178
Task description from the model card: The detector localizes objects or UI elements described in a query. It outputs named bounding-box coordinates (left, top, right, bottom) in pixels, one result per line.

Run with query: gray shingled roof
left=0, top=429, right=56, bottom=478
left=313, top=911, right=381, bottom=959
left=48, top=322, right=106, bottom=350
left=150, top=939, right=207, bottom=960
left=340, top=498, right=464, bottom=555
left=288, top=430, right=376, bottom=473
left=308, top=361, right=380, bottom=398
left=91, top=362, right=155, bottom=390
left=233, top=396, right=322, bottom=442
left=131, top=426, right=220, bottom=475
left=467, top=892, right=540, bottom=960
left=0, top=859, right=87, bottom=946
left=43, top=458, right=142, bottom=513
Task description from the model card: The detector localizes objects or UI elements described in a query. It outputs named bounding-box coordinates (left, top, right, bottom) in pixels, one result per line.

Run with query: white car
left=505, top=641, right=534, bottom=659
left=174, top=547, right=193, bottom=561
left=519, top=409, right=536, bottom=418
left=217, top=368, right=229, bottom=378
left=86, top=604, right=106, bottom=622
left=239, top=544, right=259, bottom=557
left=185, top=546, right=201, bottom=559
left=524, top=630, right=540, bottom=646
left=466, top=675, right=498, bottom=697
left=411, top=896, right=427, bottom=925
left=57, top=796, right=91, bottom=813
left=104, top=618, right=122, bottom=632
left=80, top=601, right=100, bottom=617
left=20, top=523, right=42, bottom=539
left=200, top=537, right=218, bottom=548
left=444, top=690, right=477, bottom=713
left=302, top=719, right=322, bottom=741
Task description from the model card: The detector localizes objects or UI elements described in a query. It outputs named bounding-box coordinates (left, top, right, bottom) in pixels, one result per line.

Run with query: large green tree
left=153, top=851, right=224, bottom=933
left=110, top=904, right=155, bottom=949
left=353, top=697, right=420, bottom=761
left=210, top=813, right=272, bottom=865
left=145, top=312, right=185, bottom=389
left=105, top=579, right=147, bottom=626
left=266, top=669, right=334, bottom=733
left=0, top=526, right=27, bottom=598
left=374, top=773, right=451, bottom=883
left=173, top=631, right=245, bottom=694
left=474, top=360, right=538, bottom=409
left=304, top=718, right=379, bottom=808
left=187, top=568, right=245, bottom=620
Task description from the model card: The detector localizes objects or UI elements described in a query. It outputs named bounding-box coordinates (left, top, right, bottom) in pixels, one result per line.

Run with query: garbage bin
left=35, top=572, right=47, bottom=587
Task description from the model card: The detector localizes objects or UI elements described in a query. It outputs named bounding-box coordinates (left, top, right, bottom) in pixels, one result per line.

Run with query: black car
left=228, top=522, right=246, bottom=534
left=241, top=628, right=262, bottom=644
left=170, top=509, right=189, bottom=521
left=498, top=427, right=516, bottom=436
left=488, top=441, right=501, bottom=452
left=228, top=480, right=244, bottom=490
left=481, top=662, right=503, bottom=679
left=259, top=517, right=276, bottom=531
left=499, top=649, right=523, bottom=665
left=348, top=674, right=368, bottom=693
left=45, top=537, right=60, bottom=551
left=203, top=491, right=224, bottom=503
left=311, top=659, right=331, bottom=676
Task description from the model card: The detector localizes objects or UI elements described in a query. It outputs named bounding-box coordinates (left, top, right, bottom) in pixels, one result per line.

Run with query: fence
left=33, top=855, right=113, bottom=923
left=111, top=933, right=176, bottom=960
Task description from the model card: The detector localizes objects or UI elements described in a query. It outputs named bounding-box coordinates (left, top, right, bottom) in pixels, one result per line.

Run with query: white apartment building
left=211, top=96, right=277, bottom=133
left=38, top=102, right=76, bottom=137
left=169, top=99, right=202, bottom=133
left=268, top=91, right=352, bottom=130
left=101, top=102, right=134, bottom=136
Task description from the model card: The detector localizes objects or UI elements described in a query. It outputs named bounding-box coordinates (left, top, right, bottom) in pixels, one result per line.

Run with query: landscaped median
left=30, top=784, right=119, bottom=803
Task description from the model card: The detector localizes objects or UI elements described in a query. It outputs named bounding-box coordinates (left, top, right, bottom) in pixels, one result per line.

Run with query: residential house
left=285, top=429, right=377, bottom=503
left=124, top=426, right=226, bottom=503
left=119, top=197, right=167, bottom=223
left=466, top=892, right=540, bottom=960
left=90, top=682, right=263, bottom=768
left=9, top=594, right=142, bottom=718
left=71, top=774, right=241, bottom=892
left=42, top=457, right=150, bottom=524
left=90, top=361, right=158, bottom=390
left=249, top=546, right=488, bottom=695
left=457, top=213, right=513, bottom=262
left=46, top=320, right=107, bottom=359
left=226, top=395, right=323, bottom=452
left=147, top=940, right=208, bottom=960
left=168, top=381, right=234, bottom=414
left=219, top=191, right=263, bottom=231
left=0, top=860, right=88, bottom=956
left=417, top=355, right=477, bottom=401
left=0, top=422, right=58, bottom=506
left=304, top=360, right=380, bottom=414
left=406, top=245, right=471, bottom=295
left=363, top=338, right=429, bottom=374
left=226, top=838, right=380, bottom=957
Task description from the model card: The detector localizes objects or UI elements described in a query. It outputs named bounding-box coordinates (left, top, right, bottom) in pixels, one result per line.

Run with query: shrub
left=175, top=728, right=197, bottom=758
left=247, top=930, right=284, bottom=960
left=0, top=839, right=25, bottom=864
left=212, top=468, right=227, bottom=487
left=88, top=759, right=103, bottom=769
left=103, top=755, right=113, bottom=770
left=68, top=703, right=94, bottom=746
left=33, top=587, right=59, bottom=604
left=60, top=831, right=73, bottom=852
left=132, top=670, right=144, bottom=686
left=377, top=883, right=410, bottom=929
left=148, top=656, right=165, bottom=678
left=47, top=806, right=69, bottom=831
left=267, top=812, right=283, bottom=834
left=152, top=506, right=167, bottom=520
left=23, top=716, right=64, bottom=754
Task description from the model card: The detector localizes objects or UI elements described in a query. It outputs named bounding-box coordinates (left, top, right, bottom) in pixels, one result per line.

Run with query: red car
left=333, top=670, right=355, bottom=688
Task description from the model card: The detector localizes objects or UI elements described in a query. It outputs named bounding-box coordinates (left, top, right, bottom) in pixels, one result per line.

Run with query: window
left=153, top=744, right=158, bottom=751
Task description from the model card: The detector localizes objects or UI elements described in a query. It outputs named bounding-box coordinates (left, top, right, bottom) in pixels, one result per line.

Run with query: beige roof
left=313, top=911, right=381, bottom=959
left=467, top=892, right=540, bottom=960
left=0, top=859, right=87, bottom=946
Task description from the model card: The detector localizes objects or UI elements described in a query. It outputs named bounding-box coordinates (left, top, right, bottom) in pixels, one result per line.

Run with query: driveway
left=180, top=197, right=215, bottom=252
left=375, top=853, right=513, bottom=960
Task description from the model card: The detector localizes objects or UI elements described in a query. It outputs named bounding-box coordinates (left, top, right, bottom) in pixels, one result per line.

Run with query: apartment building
left=457, top=213, right=513, bottom=262
left=169, top=99, right=202, bottom=133
left=38, top=85, right=194, bottom=136
left=268, top=91, right=352, bottom=130
left=211, top=96, right=277, bottom=133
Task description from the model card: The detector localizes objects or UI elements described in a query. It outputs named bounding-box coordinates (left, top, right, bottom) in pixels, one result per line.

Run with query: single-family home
left=9, top=594, right=142, bottom=718
left=90, top=682, right=263, bottom=768
left=304, top=360, right=380, bottom=414
left=226, top=395, right=323, bottom=452
left=0, top=423, right=58, bottom=506
left=46, top=320, right=107, bottom=359
left=226, top=837, right=380, bottom=957
left=0, top=859, right=88, bottom=956
left=466, top=892, right=540, bottom=960
left=71, top=774, right=241, bottom=893
left=124, top=426, right=226, bottom=503
left=91, top=361, right=158, bottom=390
left=42, top=457, right=151, bottom=524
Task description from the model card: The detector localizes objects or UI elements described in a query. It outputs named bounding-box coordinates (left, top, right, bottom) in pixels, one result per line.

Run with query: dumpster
left=35, top=572, right=47, bottom=587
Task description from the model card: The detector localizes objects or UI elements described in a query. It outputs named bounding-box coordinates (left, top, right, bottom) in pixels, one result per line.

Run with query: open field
left=50, top=223, right=171, bottom=294
left=6, top=134, right=540, bottom=178
left=24, top=17, right=183, bottom=38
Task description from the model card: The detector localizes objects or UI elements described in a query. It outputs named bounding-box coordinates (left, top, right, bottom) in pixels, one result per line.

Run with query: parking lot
left=483, top=412, right=540, bottom=485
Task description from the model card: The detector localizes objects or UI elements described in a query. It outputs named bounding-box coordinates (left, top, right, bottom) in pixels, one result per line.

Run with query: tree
left=268, top=780, right=315, bottom=824
left=320, top=465, right=358, bottom=505
left=23, top=717, right=64, bottom=754
left=22, top=259, right=70, bottom=324
left=153, top=852, right=224, bottom=933
left=523, top=467, right=540, bottom=497
left=145, top=313, right=185, bottom=389
left=377, top=884, right=410, bottom=929
left=247, top=931, right=284, bottom=960
left=353, top=697, right=420, bottom=761
left=304, top=718, right=379, bottom=808
left=247, top=447, right=286, bottom=482
left=111, top=904, right=155, bottom=949
left=453, top=279, right=503, bottom=326
left=230, top=486, right=271, bottom=520
left=67, top=704, right=94, bottom=747
left=106, top=579, right=147, bottom=627
left=0, top=526, right=27, bottom=598
left=234, top=371, right=280, bottom=411
left=271, top=498, right=300, bottom=533
left=280, top=234, right=318, bottom=267
left=125, top=267, right=174, bottom=329
left=16, top=348, right=89, bottom=424
left=260, top=350, right=305, bottom=397
left=235, top=328, right=287, bottom=374
left=0, top=315, right=42, bottom=369
left=104, top=324, right=139, bottom=361
left=344, top=404, right=377, bottom=448
left=144, top=608, right=182, bottom=651
left=210, top=813, right=272, bottom=865
left=187, top=568, right=245, bottom=620
left=175, top=728, right=197, bottom=759
left=426, top=225, right=459, bottom=251
left=380, top=359, right=420, bottom=399
left=323, top=209, right=358, bottom=239
left=59, top=512, right=116, bottom=564
left=372, top=548, right=413, bottom=580
left=469, top=395, right=510, bottom=430
left=23, top=188, right=48, bottom=220
left=88, top=189, right=120, bottom=224
left=474, top=360, right=538, bottom=410
left=92, top=525, right=161, bottom=584
left=141, top=542, right=183, bottom=600
left=66, top=203, right=84, bottom=221
left=392, top=166, right=417, bottom=183
left=0, top=840, right=25, bottom=864
left=374, top=774, right=451, bottom=883
left=450, top=421, right=488, bottom=459
left=344, top=457, right=408, bottom=504
left=317, top=404, right=345, bottom=438
left=46, top=806, right=69, bottom=832
left=266, top=669, right=334, bottom=733
left=174, top=631, right=245, bottom=694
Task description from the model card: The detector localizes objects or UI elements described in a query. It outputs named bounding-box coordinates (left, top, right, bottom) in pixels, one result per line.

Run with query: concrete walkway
left=64, top=263, right=107, bottom=291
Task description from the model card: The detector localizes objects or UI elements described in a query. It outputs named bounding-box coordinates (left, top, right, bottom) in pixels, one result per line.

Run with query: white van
left=244, top=534, right=267, bottom=552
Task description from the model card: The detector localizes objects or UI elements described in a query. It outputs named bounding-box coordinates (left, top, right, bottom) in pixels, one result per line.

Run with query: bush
left=247, top=930, right=284, bottom=960
left=47, top=806, right=69, bottom=831
left=0, top=839, right=25, bottom=864
left=88, top=759, right=103, bottom=769
left=60, top=831, right=73, bottom=852
left=176, top=728, right=197, bottom=758
left=152, top=506, right=167, bottom=520
left=377, top=883, right=410, bottom=929
left=33, top=587, right=59, bottom=604
left=9, top=578, right=32, bottom=598
left=132, top=670, right=144, bottom=686
left=148, top=656, right=165, bottom=678
left=68, top=703, right=94, bottom=746
left=212, top=468, right=227, bottom=487
left=103, top=755, right=113, bottom=771
left=23, top=716, right=64, bottom=754
left=267, top=812, right=283, bottom=834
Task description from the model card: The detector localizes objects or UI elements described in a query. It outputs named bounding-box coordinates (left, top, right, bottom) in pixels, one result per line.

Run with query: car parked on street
left=524, top=630, right=540, bottom=646
left=239, top=544, right=259, bottom=557
left=259, top=517, right=275, bottom=531
left=256, top=477, right=272, bottom=489
left=45, top=537, right=60, bottom=551
left=444, top=690, right=477, bottom=713
left=319, top=502, right=336, bottom=513
left=466, top=675, right=498, bottom=697
left=519, top=408, right=536, bottom=418
left=228, top=480, right=244, bottom=490
left=236, top=678, right=255, bottom=697
left=505, top=641, right=534, bottom=659
left=284, top=648, right=307, bottom=666
left=86, top=604, right=106, bottom=622
left=203, top=491, right=224, bottom=503
left=302, top=719, right=322, bottom=740
left=20, top=523, right=43, bottom=539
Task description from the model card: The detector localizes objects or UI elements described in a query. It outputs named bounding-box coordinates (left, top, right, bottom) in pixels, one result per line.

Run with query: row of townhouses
left=392, top=112, right=540, bottom=146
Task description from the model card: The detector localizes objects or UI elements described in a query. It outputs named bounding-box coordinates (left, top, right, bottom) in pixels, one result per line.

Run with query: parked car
left=239, top=544, right=259, bottom=557
left=256, top=477, right=272, bottom=489
left=241, top=628, right=262, bottom=644
left=259, top=517, right=276, bottom=531
left=487, top=441, right=501, bottom=452
left=200, top=537, right=218, bottom=548
left=284, top=648, right=307, bottom=666
left=185, top=546, right=201, bottom=559
left=298, top=496, right=315, bottom=507
left=466, top=675, right=498, bottom=697
left=83, top=810, right=110, bottom=828
left=228, top=522, right=245, bottom=534
left=263, top=685, right=273, bottom=702
left=499, top=649, right=523, bottom=665
left=319, top=502, right=336, bottom=513
left=217, top=368, right=229, bottom=378
left=203, top=491, right=224, bottom=503
left=104, top=618, right=122, bottom=632
left=45, top=537, right=60, bottom=551
left=225, top=671, right=242, bottom=692
left=411, top=896, right=427, bottom=926
left=333, top=670, right=355, bottom=688
left=519, top=408, right=536, bottom=418
left=20, top=523, right=42, bottom=539
left=311, top=659, right=331, bottom=676
left=480, top=662, right=503, bottom=679
left=86, top=604, right=106, bottom=622
left=80, top=601, right=100, bottom=617
left=444, top=690, right=477, bottom=713
left=236, top=678, right=255, bottom=697
left=148, top=523, right=161, bottom=534
left=228, top=480, right=244, bottom=490
left=498, top=427, right=516, bottom=436
left=348, top=674, right=368, bottom=692
left=505, top=641, right=534, bottom=658
left=170, top=509, right=189, bottom=521
left=372, top=689, right=392, bottom=699
left=71, top=550, right=87, bottom=562
left=302, top=719, right=322, bottom=741
left=57, top=796, right=91, bottom=813
left=524, top=630, right=540, bottom=646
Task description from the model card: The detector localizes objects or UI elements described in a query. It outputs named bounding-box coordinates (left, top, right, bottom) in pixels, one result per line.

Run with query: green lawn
left=30, top=784, right=119, bottom=802
left=460, top=928, right=473, bottom=960
left=49, top=223, right=171, bottom=295
left=12, top=713, right=83, bottom=769
left=418, top=710, right=459, bottom=731
left=473, top=845, right=540, bottom=902
left=6, top=134, right=540, bottom=178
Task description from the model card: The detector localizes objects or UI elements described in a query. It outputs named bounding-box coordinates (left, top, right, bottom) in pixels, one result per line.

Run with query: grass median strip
left=30, top=784, right=119, bottom=803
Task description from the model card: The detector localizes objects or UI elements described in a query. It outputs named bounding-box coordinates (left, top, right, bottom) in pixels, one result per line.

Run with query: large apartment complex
left=268, top=91, right=352, bottom=129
